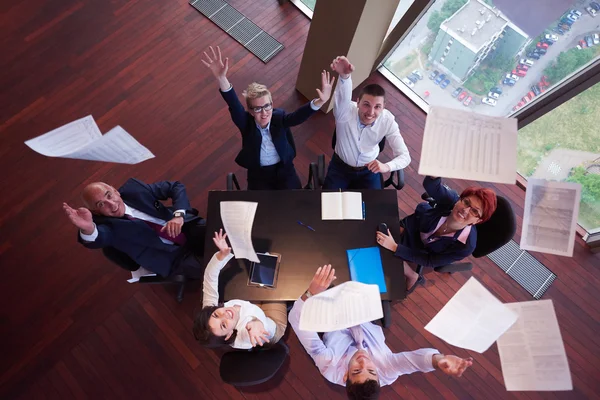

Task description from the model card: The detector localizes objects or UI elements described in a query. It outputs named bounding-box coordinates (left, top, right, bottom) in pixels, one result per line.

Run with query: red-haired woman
left=376, top=176, right=497, bottom=293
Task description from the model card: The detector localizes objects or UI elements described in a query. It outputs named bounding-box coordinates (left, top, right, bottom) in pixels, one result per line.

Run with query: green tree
left=427, top=10, right=446, bottom=32
left=567, top=167, right=600, bottom=204
left=544, top=48, right=596, bottom=84
left=427, top=0, right=467, bottom=32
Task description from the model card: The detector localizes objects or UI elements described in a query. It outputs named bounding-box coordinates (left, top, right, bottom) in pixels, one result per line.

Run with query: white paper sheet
left=520, top=179, right=581, bottom=257
left=299, top=281, right=383, bottom=332
left=25, top=116, right=154, bottom=164
left=321, top=192, right=363, bottom=220
left=127, top=267, right=157, bottom=283
left=425, top=277, right=518, bottom=353
left=418, top=106, right=518, bottom=184
left=220, top=201, right=260, bottom=263
left=497, top=300, right=572, bottom=391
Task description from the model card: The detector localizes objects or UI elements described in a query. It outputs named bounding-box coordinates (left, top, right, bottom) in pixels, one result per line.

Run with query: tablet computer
left=248, top=252, right=281, bottom=288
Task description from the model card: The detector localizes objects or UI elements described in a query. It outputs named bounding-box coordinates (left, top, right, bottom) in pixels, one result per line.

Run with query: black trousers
left=171, top=218, right=207, bottom=279
left=247, top=162, right=302, bottom=190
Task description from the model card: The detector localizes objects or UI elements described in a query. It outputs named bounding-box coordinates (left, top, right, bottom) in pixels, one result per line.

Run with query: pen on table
left=362, top=201, right=366, bottom=220
left=297, top=220, right=316, bottom=232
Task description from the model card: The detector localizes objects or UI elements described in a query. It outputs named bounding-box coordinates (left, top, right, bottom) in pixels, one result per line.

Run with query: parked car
left=537, top=42, right=549, bottom=49
left=527, top=51, right=541, bottom=60
left=559, top=23, right=571, bottom=31
left=434, top=73, right=445, bottom=85
left=458, top=91, right=468, bottom=101
left=586, top=35, right=594, bottom=47
left=401, top=78, right=414, bottom=88
left=512, top=69, right=527, bottom=77
left=554, top=26, right=565, bottom=35
left=520, top=58, right=535, bottom=66
left=515, top=100, right=525, bottom=108
left=482, top=97, right=497, bottom=106
left=506, top=73, right=519, bottom=81
left=463, top=96, right=473, bottom=106
left=407, top=74, right=419, bottom=83
left=545, top=34, right=559, bottom=42
left=490, top=86, right=502, bottom=95
left=561, top=18, right=574, bottom=26
left=531, top=85, right=541, bottom=96
left=451, top=87, right=463, bottom=97
left=517, top=64, right=530, bottom=71
left=411, top=69, right=423, bottom=80
left=429, top=70, right=439, bottom=80
left=591, top=2, right=600, bottom=11
left=586, top=6, right=597, bottom=16
left=580, top=39, right=588, bottom=48
left=594, top=33, right=600, bottom=45
left=487, top=91, right=500, bottom=99
left=571, top=9, right=582, bottom=17
left=566, top=13, right=578, bottom=22
left=537, top=48, right=547, bottom=55
left=526, top=91, right=535, bottom=101
left=503, top=78, right=516, bottom=86
left=440, top=79, right=450, bottom=89
left=542, top=39, right=554, bottom=46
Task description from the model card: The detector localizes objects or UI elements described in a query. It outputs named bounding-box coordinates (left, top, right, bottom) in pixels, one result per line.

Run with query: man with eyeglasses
left=376, top=176, right=497, bottom=294
left=202, top=46, right=334, bottom=190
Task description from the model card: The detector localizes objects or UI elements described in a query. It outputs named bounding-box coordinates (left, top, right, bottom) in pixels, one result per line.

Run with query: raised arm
left=331, top=56, right=355, bottom=121
left=282, top=70, right=335, bottom=127
left=423, top=176, right=459, bottom=206
left=386, top=348, right=440, bottom=378
left=202, top=230, right=234, bottom=307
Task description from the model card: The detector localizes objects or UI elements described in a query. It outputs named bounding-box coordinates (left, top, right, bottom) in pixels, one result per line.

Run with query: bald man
left=63, top=179, right=206, bottom=278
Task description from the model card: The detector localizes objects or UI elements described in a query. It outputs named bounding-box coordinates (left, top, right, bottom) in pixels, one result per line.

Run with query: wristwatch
left=173, top=211, right=185, bottom=219
left=303, top=289, right=313, bottom=299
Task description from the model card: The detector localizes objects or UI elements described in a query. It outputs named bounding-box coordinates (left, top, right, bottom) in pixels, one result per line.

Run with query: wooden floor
left=1, top=1, right=599, bottom=399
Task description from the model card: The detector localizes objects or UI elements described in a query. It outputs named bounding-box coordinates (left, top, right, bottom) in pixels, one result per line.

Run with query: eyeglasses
left=251, top=103, right=273, bottom=113
left=460, top=197, right=482, bottom=219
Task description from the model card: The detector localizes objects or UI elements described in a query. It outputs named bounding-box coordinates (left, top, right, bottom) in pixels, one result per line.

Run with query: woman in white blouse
left=193, top=230, right=287, bottom=349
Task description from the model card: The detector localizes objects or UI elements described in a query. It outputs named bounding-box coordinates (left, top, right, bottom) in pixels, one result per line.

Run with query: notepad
left=321, top=192, right=363, bottom=220
left=347, top=247, right=387, bottom=293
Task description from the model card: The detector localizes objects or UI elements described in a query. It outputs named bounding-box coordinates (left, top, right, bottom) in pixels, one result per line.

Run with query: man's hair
left=358, top=84, right=386, bottom=101
left=459, top=186, right=498, bottom=223
left=345, top=378, right=381, bottom=400
left=192, top=305, right=237, bottom=348
left=242, top=82, right=272, bottom=108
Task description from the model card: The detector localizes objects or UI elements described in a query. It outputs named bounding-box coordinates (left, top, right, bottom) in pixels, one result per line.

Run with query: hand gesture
left=63, top=202, right=94, bottom=234
left=161, top=216, right=184, bottom=238
left=330, top=56, right=354, bottom=79
left=367, top=159, right=391, bottom=174
left=212, top=229, right=231, bottom=260
left=246, top=319, right=270, bottom=347
left=436, top=355, right=473, bottom=378
left=201, top=46, right=229, bottom=80
left=315, top=70, right=335, bottom=104
left=308, top=264, right=336, bottom=296
left=376, top=229, right=397, bottom=252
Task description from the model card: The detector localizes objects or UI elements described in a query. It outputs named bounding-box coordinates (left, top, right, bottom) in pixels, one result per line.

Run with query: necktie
left=126, top=215, right=187, bottom=246
left=349, top=325, right=366, bottom=350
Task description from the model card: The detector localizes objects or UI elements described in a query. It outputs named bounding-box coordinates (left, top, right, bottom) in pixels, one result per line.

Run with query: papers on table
left=25, top=115, right=154, bottom=164
left=220, top=201, right=260, bottom=263
left=497, top=300, right=572, bottom=391
left=419, top=106, right=518, bottom=184
left=425, top=277, right=518, bottom=353
left=520, top=179, right=581, bottom=257
left=127, top=267, right=156, bottom=283
left=299, top=281, right=383, bottom=332
left=321, top=192, right=363, bottom=220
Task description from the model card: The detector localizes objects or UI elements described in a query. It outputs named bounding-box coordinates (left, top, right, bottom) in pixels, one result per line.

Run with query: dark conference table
left=203, top=190, right=406, bottom=302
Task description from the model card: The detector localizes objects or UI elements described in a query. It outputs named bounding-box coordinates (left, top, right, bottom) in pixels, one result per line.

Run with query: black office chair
left=102, top=247, right=187, bottom=303
left=219, top=341, right=289, bottom=386
left=314, top=129, right=405, bottom=190
left=415, top=194, right=516, bottom=275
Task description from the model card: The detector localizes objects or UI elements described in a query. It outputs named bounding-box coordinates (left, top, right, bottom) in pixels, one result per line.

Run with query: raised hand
left=246, top=319, right=270, bottom=347
left=436, top=355, right=473, bottom=378
left=307, top=264, right=336, bottom=296
left=201, top=46, right=231, bottom=91
left=314, top=70, right=335, bottom=106
left=330, top=56, right=354, bottom=79
left=63, top=202, right=94, bottom=234
left=212, top=229, right=231, bottom=260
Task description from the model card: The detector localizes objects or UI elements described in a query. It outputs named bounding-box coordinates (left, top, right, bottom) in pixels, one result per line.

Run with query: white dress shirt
left=79, top=204, right=184, bottom=245
left=202, top=252, right=277, bottom=349
left=289, top=299, right=438, bottom=386
left=333, top=76, right=411, bottom=171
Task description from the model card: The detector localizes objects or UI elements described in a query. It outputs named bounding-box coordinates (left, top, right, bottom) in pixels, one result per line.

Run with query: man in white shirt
left=290, top=265, right=473, bottom=399
left=63, top=178, right=206, bottom=278
left=324, top=56, right=411, bottom=190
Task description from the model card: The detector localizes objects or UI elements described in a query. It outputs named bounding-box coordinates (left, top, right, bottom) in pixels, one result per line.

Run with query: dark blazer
left=395, top=176, right=477, bottom=268
left=220, top=86, right=317, bottom=170
left=77, top=178, right=199, bottom=277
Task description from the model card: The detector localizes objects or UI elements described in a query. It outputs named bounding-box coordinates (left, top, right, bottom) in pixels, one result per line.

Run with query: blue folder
left=346, top=247, right=387, bottom=293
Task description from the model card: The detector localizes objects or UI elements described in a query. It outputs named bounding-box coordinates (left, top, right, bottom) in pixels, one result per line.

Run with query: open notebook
left=321, top=192, right=363, bottom=220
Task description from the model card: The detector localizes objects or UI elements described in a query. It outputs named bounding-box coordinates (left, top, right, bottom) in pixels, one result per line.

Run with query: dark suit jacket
left=77, top=178, right=199, bottom=277
left=220, top=86, right=317, bottom=170
left=395, top=176, right=477, bottom=268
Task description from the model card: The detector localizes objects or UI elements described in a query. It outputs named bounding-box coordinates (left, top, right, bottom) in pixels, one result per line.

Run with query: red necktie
left=127, top=215, right=187, bottom=246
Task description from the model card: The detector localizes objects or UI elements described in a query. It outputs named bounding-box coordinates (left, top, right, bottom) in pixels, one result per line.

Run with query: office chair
left=314, top=129, right=405, bottom=190
left=415, top=194, right=516, bottom=275
left=219, top=341, right=289, bottom=386
left=102, top=247, right=187, bottom=303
